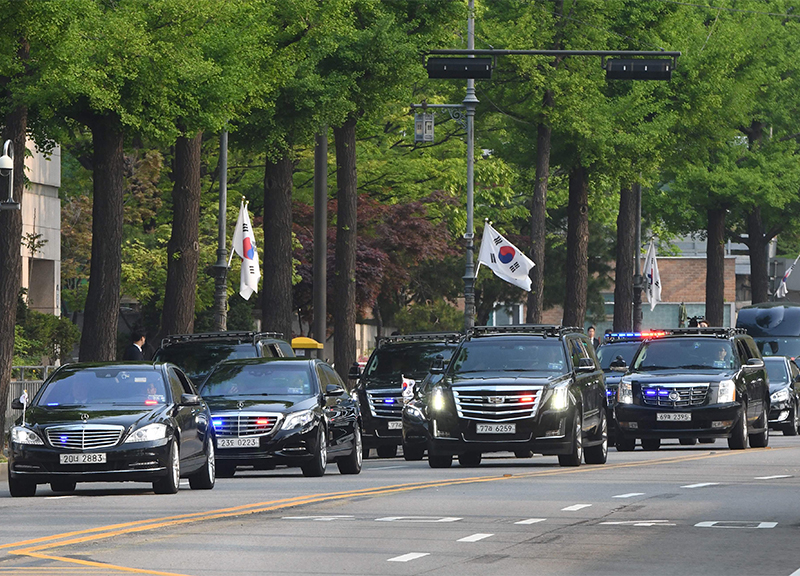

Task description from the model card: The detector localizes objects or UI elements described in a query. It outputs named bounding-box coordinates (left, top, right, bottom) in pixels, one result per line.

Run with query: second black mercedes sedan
left=764, top=356, right=800, bottom=435
left=199, top=358, right=362, bottom=477
left=6, top=363, right=216, bottom=497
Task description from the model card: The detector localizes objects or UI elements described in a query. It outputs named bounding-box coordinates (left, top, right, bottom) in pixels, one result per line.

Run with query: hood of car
left=447, top=372, right=568, bottom=388
left=627, top=371, right=731, bottom=384
left=203, top=395, right=317, bottom=414
left=769, top=382, right=791, bottom=394
left=20, top=405, right=168, bottom=430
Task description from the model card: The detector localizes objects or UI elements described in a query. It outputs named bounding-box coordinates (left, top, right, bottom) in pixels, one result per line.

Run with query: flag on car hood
left=477, top=220, right=535, bottom=291
left=228, top=199, right=261, bottom=300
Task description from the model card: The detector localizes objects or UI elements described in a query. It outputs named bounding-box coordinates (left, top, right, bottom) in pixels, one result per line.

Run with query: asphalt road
left=2, top=438, right=800, bottom=576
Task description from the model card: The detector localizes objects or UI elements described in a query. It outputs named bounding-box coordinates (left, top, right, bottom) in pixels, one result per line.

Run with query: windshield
left=451, top=337, right=567, bottom=374
left=154, top=343, right=256, bottom=381
left=753, top=337, right=800, bottom=359
left=37, top=368, right=168, bottom=406
left=596, top=342, right=641, bottom=371
left=764, top=358, right=789, bottom=385
left=200, top=363, right=315, bottom=397
left=363, top=343, right=457, bottom=383
left=632, top=339, right=735, bottom=371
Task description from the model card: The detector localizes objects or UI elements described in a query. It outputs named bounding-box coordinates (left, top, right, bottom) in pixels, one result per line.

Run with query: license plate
left=656, top=412, right=691, bottom=422
left=387, top=421, right=403, bottom=430
left=218, top=437, right=260, bottom=449
left=60, top=453, right=106, bottom=464
left=476, top=423, right=516, bottom=434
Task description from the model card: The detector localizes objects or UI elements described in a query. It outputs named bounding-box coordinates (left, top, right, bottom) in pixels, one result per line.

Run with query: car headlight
left=431, top=386, right=447, bottom=411
left=718, top=379, right=736, bottom=404
left=618, top=380, right=633, bottom=404
left=283, top=409, right=315, bottom=430
left=550, top=386, right=570, bottom=411
left=404, top=403, right=424, bottom=419
left=11, top=426, right=44, bottom=445
left=124, top=423, right=168, bottom=444
left=771, top=388, right=790, bottom=403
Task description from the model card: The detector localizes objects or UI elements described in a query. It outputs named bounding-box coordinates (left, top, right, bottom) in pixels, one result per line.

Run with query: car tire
left=783, top=403, right=799, bottom=436
left=584, top=411, right=608, bottom=465
left=302, top=426, right=328, bottom=477
left=8, top=472, right=36, bottom=498
left=698, top=438, right=716, bottom=444
left=514, top=449, right=534, bottom=459
left=50, top=480, right=76, bottom=493
left=615, top=436, right=636, bottom=451
left=558, top=413, right=583, bottom=467
left=403, top=443, right=425, bottom=461
left=679, top=438, right=698, bottom=446
left=376, top=444, right=398, bottom=459
left=337, top=423, right=363, bottom=475
left=189, top=436, right=216, bottom=490
left=458, top=451, right=482, bottom=467
left=153, top=438, right=181, bottom=494
left=727, top=405, right=748, bottom=450
left=641, top=438, right=661, bottom=451
left=428, top=453, right=453, bottom=468
left=749, top=403, right=770, bottom=448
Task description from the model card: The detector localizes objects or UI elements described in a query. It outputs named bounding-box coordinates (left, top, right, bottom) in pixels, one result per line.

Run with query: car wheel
left=376, top=444, right=398, bottom=459
left=615, top=436, right=636, bottom=451
left=749, top=403, right=770, bottom=448
left=50, top=480, right=76, bottom=493
left=302, top=426, right=328, bottom=477
left=216, top=463, right=236, bottom=478
left=584, top=411, right=608, bottom=465
left=8, top=472, right=36, bottom=498
left=337, top=423, right=363, bottom=475
left=783, top=403, right=798, bottom=436
left=189, top=436, right=216, bottom=490
left=641, top=438, right=661, bottom=451
left=153, top=438, right=180, bottom=494
left=428, top=453, right=453, bottom=468
left=458, top=451, right=482, bottom=467
left=558, top=412, right=583, bottom=467
left=727, top=404, right=748, bottom=450
left=698, top=438, right=716, bottom=444
left=679, top=438, right=698, bottom=446
left=514, top=449, right=534, bottom=459
left=403, top=443, right=425, bottom=461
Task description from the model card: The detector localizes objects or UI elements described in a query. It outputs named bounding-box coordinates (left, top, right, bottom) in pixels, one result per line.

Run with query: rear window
left=200, top=363, right=316, bottom=397
left=37, top=368, right=168, bottom=406
left=154, top=343, right=257, bottom=381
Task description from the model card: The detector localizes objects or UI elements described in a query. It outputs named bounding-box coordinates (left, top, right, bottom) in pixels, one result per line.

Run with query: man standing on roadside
left=123, top=331, right=146, bottom=361
left=587, top=326, right=600, bottom=349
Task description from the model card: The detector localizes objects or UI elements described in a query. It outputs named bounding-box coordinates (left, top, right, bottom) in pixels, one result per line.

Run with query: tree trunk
left=79, top=114, right=125, bottom=361
left=160, top=132, right=202, bottom=340
left=746, top=207, right=770, bottom=305
left=706, top=207, right=726, bottom=326
left=262, top=152, right=294, bottom=339
left=333, top=117, right=358, bottom=382
left=0, top=101, right=28, bottom=452
left=563, top=165, right=589, bottom=328
left=526, top=91, right=553, bottom=323
left=614, top=185, right=636, bottom=331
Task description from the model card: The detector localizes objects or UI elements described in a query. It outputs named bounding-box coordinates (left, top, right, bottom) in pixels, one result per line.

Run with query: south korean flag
left=477, top=220, right=535, bottom=291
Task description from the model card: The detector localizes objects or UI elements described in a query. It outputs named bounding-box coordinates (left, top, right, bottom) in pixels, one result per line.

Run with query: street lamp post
left=462, top=0, right=477, bottom=331
left=212, top=130, right=229, bottom=331
left=632, top=182, right=643, bottom=331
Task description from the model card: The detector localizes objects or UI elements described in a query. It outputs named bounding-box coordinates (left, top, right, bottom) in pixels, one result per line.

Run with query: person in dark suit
left=123, top=331, right=146, bottom=361
left=587, top=326, right=600, bottom=349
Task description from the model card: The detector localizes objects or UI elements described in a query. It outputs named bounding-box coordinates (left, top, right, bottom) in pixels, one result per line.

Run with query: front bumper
left=8, top=438, right=172, bottom=484
left=213, top=424, right=319, bottom=466
left=614, top=402, right=742, bottom=439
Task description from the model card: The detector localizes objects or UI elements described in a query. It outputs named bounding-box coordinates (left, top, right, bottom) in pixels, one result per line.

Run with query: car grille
left=367, top=389, right=403, bottom=418
left=453, top=386, right=544, bottom=422
left=46, top=425, right=124, bottom=450
left=641, top=384, right=709, bottom=407
left=212, top=413, right=280, bottom=437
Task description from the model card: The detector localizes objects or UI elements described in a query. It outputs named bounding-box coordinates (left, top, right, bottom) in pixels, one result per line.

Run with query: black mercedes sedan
left=6, top=363, right=216, bottom=497
left=199, top=358, right=362, bottom=477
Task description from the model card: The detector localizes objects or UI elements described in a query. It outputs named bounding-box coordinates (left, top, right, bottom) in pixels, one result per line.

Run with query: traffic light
left=427, top=57, right=492, bottom=79
left=606, top=59, right=673, bottom=81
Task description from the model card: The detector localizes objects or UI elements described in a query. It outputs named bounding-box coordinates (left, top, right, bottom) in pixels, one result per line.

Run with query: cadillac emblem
left=488, top=396, right=504, bottom=404
left=668, top=390, right=680, bottom=402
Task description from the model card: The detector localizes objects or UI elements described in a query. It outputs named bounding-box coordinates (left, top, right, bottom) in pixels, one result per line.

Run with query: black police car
left=153, top=331, right=294, bottom=386
left=764, top=356, right=800, bottom=435
left=349, top=333, right=461, bottom=460
left=403, top=325, right=608, bottom=468
left=615, top=328, right=770, bottom=451
left=199, top=358, right=362, bottom=477
left=7, top=363, right=216, bottom=497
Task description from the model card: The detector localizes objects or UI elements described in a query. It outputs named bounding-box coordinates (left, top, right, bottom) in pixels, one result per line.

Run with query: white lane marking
left=45, top=496, right=75, bottom=500
left=376, top=516, right=462, bottom=523
left=283, top=515, right=354, bottom=521
left=601, top=520, right=675, bottom=527
left=370, top=465, right=408, bottom=470
left=613, top=493, right=645, bottom=498
left=680, top=482, right=719, bottom=489
left=754, top=475, right=792, bottom=480
left=789, top=567, right=800, bottom=576
left=515, top=518, right=546, bottom=525
left=458, top=533, right=494, bottom=543
left=388, top=553, right=430, bottom=563
left=695, top=521, right=777, bottom=529
left=562, top=504, right=592, bottom=511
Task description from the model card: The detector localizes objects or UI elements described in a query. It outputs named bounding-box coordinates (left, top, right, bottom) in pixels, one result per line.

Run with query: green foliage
left=14, top=304, right=80, bottom=365
left=393, top=298, right=463, bottom=334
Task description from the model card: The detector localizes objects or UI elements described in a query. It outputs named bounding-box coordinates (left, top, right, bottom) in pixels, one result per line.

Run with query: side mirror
left=180, top=393, right=201, bottom=406
left=348, top=362, right=361, bottom=380
left=11, top=398, right=23, bottom=410
left=325, top=384, right=345, bottom=397
left=430, top=354, right=445, bottom=374
left=745, top=358, right=765, bottom=369
left=577, top=357, right=596, bottom=372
